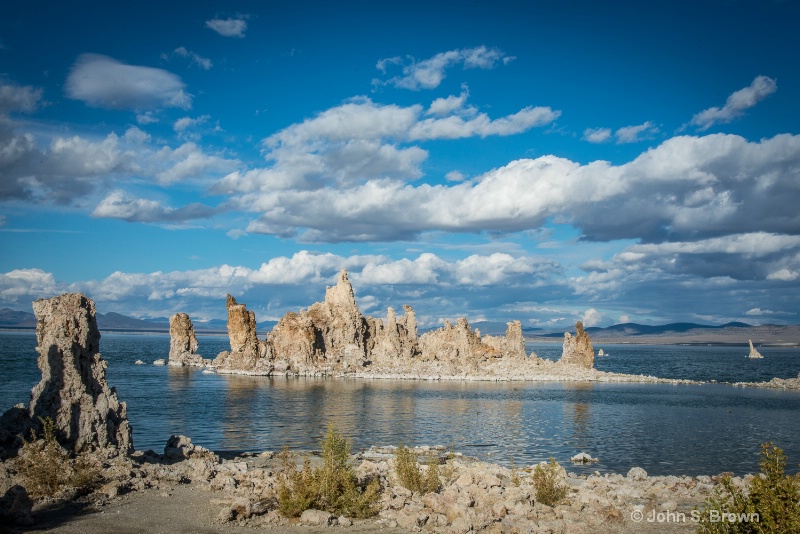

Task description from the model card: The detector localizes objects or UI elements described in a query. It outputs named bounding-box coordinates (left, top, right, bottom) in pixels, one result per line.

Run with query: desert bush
left=696, top=442, right=800, bottom=533
left=277, top=423, right=380, bottom=518
left=15, top=417, right=101, bottom=498
left=395, top=445, right=440, bottom=494
left=532, top=457, right=568, bottom=507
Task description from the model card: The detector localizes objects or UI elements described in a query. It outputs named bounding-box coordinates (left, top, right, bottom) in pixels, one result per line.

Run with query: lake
left=1, top=330, right=799, bottom=476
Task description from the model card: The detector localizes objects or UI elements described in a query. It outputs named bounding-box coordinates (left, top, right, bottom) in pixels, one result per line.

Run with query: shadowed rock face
left=168, top=313, right=204, bottom=366
left=560, top=321, right=595, bottom=369
left=0, top=293, right=132, bottom=456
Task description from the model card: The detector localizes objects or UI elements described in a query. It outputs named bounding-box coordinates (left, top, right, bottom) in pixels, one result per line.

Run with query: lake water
left=2, top=330, right=799, bottom=476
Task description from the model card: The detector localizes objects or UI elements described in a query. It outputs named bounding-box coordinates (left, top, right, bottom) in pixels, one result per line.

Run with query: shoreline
left=6, top=443, right=772, bottom=533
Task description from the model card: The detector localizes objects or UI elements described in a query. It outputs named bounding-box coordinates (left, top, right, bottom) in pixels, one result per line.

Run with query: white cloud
left=154, top=142, right=240, bottom=185
left=376, top=46, right=511, bottom=90
left=614, top=121, right=658, bottom=143
left=690, top=75, right=777, bottom=131
left=172, top=47, right=212, bottom=70
left=745, top=308, right=794, bottom=316
left=0, top=83, right=43, bottom=116
left=767, top=269, right=798, bottom=281
left=224, top=133, right=800, bottom=245
left=66, top=54, right=192, bottom=110
left=583, top=127, right=611, bottom=144
left=136, top=112, right=159, bottom=124
left=91, top=190, right=216, bottom=223
left=0, top=268, right=59, bottom=300
left=174, top=115, right=210, bottom=132
left=445, top=170, right=466, bottom=182
left=583, top=122, right=658, bottom=144
left=205, top=17, right=248, bottom=38
left=219, top=96, right=556, bottom=197
left=581, top=308, right=603, bottom=327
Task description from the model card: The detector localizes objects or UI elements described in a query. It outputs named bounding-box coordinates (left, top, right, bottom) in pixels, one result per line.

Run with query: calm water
left=2, top=330, right=799, bottom=476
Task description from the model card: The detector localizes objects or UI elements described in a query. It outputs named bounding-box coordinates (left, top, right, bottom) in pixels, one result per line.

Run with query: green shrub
left=395, top=445, right=440, bottom=494
left=277, top=423, right=380, bottom=518
left=696, top=442, right=800, bottom=533
left=16, top=417, right=101, bottom=498
left=532, top=457, right=568, bottom=507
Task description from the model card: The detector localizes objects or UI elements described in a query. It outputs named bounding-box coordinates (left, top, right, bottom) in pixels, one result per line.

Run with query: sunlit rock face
left=560, top=321, right=595, bottom=369
left=168, top=312, right=204, bottom=367
left=213, top=295, right=271, bottom=374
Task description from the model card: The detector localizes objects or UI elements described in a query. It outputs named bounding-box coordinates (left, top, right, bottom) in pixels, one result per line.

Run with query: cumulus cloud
left=205, top=17, right=247, bottom=37
left=66, top=54, right=192, bottom=110
left=220, top=132, right=800, bottom=245
left=0, top=268, right=59, bottom=301
left=91, top=190, right=217, bottom=223
left=581, top=308, right=603, bottom=327
left=215, top=95, right=557, bottom=199
left=376, top=46, right=511, bottom=90
left=154, top=142, right=239, bottom=185
left=690, top=76, right=777, bottom=131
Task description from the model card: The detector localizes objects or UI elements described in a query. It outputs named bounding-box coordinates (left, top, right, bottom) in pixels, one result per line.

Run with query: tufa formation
left=201, top=269, right=542, bottom=376
left=559, top=321, right=595, bottom=369
left=0, top=293, right=132, bottom=458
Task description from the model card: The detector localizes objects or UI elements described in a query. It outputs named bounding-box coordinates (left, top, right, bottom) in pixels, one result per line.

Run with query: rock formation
left=418, top=318, right=496, bottom=372
left=747, top=339, right=763, bottom=359
left=560, top=321, right=595, bottom=369
left=0, top=293, right=132, bottom=457
left=168, top=313, right=204, bottom=366
left=368, top=306, right=420, bottom=364
left=482, top=321, right=527, bottom=359
left=212, top=270, right=533, bottom=376
left=213, top=295, right=271, bottom=373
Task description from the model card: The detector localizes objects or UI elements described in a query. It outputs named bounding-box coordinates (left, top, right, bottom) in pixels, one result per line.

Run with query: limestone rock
left=560, top=321, right=595, bottom=369
left=419, top=318, right=494, bottom=371
left=306, top=270, right=369, bottom=363
left=747, top=339, right=763, bottom=359
left=168, top=313, right=204, bottom=366
left=214, top=295, right=271, bottom=373
left=482, top=321, right=527, bottom=359
left=369, top=306, right=420, bottom=363
left=1, top=293, right=133, bottom=455
left=267, top=311, right=321, bottom=371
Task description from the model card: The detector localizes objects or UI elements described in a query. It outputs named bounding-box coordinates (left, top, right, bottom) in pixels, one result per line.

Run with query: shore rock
left=560, top=321, right=595, bottom=369
left=168, top=313, right=204, bottom=366
left=29, top=294, right=132, bottom=453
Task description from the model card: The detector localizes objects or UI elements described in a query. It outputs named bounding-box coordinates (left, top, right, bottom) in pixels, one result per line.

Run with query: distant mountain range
left=0, top=308, right=274, bottom=333
left=2, top=308, right=797, bottom=345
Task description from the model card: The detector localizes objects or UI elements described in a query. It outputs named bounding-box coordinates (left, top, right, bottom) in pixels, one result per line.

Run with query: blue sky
left=1, top=0, right=799, bottom=329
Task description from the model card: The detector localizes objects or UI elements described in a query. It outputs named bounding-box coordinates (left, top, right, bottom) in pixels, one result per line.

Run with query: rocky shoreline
left=2, top=439, right=741, bottom=533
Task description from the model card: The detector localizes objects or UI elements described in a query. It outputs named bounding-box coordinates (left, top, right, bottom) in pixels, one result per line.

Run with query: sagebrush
left=15, top=417, right=102, bottom=498
left=277, top=423, right=380, bottom=518
left=395, top=445, right=440, bottom=494
left=695, top=442, right=800, bottom=533
left=532, top=457, right=568, bottom=507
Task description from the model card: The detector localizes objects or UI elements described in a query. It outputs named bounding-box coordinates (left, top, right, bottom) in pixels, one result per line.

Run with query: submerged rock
left=560, top=321, right=595, bottom=369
